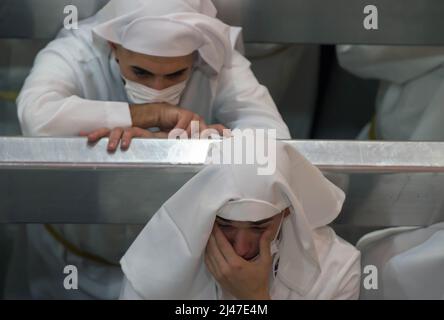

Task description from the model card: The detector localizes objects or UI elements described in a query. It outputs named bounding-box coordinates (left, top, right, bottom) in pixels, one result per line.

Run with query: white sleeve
left=331, top=251, right=361, bottom=300
left=337, top=45, right=444, bottom=84
left=213, top=51, right=291, bottom=139
left=119, top=276, right=144, bottom=300
left=17, top=37, right=132, bottom=137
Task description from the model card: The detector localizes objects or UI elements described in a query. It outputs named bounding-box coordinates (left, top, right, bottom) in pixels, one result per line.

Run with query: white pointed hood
left=92, top=0, right=241, bottom=74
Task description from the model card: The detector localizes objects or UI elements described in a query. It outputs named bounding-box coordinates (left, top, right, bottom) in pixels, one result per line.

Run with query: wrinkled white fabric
left=120, top=142, right=360, bottom=299
left=92, top=5, right=238, bottom=74
left=337, top=45, right=444, bottom=141
left=358, top=222, right=444, bottom=300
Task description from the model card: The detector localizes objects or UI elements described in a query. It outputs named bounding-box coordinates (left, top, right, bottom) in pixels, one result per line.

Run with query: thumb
left=258, top=229, right=274, bottom=263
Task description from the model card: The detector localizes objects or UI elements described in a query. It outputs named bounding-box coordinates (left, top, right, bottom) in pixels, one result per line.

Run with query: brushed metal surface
left=1, top=138, right=444, bottom=226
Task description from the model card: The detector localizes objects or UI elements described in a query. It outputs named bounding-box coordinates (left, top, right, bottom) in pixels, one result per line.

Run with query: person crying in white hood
left=120, top=142, right=361, bottom=300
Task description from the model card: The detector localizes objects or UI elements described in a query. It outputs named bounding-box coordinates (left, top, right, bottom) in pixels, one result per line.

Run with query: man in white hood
left=8, top=0, right=290, bottom=300
left=17, top=0, right=290, bottom=148
left=120, top=142, right=361, bottom=299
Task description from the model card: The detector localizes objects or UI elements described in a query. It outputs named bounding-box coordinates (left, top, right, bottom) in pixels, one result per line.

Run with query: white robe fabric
left=10, top=0, right=290, bottom=300
left=337, top=47, right=444, bottom=299
left=357, top=222, right=444, bottom=300
left=119, top=142, right=361, bottom=300
left=92, top=4, right=239, bottom=75
left=337, top=45, right=444, bottom=141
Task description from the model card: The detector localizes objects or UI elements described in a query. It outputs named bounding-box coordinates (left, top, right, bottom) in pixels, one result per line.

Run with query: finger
left=107, top=128, right=124, bottom=152
left=258, top=229, right=274, bottom=263
left=124, top=128, right=158, bottom=149
left=208, top=124, right=227, bottom=135
left=120, top=129, right=135, bottom=150
left=207, top=234, right=230, bottom=268
left=205, top=241, right=222, bottom=274
left=185, top=115, right=208, bottom=138
left=151, top=131, right=169, bottom=139
left=133, top=127, right=169, bottom=139
left=185, top=114, right=199, bottom=139
left=207, top=125, right=226, bottom=139
left=121, top=128, right=151, bottom=150
left=132, top=127, right=155, bottom=138
left=86, top=128, right=110, bottom=143
left=122, top=128, right=167, bottom=149
left=186, top=114, right=201, bottom=137
left=204, top=251, right=220, bottom=280
left=197, top=116, right=208, bottom=133
left=125, top=128, right=159, bottom=149
left=213, top=224, right=243, bottom=264
left=222, top=128, right=233, bottom=138
left=174, top=111, right=194, bottom=131
left=88, top=128, right=110, bottom=141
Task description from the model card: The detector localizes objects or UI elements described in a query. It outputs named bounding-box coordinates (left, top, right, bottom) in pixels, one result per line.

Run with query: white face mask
left=123, top=77, right=188, bottom=105
left=270, top=214, right=285, bottom=256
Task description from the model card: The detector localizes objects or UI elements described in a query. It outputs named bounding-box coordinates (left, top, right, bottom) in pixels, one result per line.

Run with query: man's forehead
left=132, top=57, right=193, bottom=76
left=216, top=207, right=289, bottom=226
left=216, top=216, right=275, bottom=226
left=120, top=45, right=194, bottom=62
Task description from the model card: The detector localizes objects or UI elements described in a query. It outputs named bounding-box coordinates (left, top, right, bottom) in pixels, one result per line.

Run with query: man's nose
left=232, top=230, right=252, bottom=258
left=150, top=77, right=169, bottom=90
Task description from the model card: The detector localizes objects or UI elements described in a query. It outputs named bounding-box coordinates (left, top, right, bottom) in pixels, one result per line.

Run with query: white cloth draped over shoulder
left=120, top=142, right=361, bottom=300
left=337, top=45, right=444, bottom=141
left=358, top=222, right=444, bottom=299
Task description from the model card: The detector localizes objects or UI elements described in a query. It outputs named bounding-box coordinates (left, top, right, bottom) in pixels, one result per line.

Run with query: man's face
left=112, top=44, right=195, bottom=90
left=215, top=209, right=290, bottom=260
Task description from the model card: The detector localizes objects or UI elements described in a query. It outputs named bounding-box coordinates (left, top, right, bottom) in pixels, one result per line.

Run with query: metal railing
left=1, top=138, right=443, bottom=228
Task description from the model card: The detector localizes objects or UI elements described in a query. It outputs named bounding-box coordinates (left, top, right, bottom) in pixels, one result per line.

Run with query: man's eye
left=134, top=71, right=149, bottom=77
left=218, top=224, right=233, bottom=230
left=132, top=68, right=151, bottom=77
left=252, top=226, right=267, bottom=232
left=166, top=71, right=185, bottom=79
